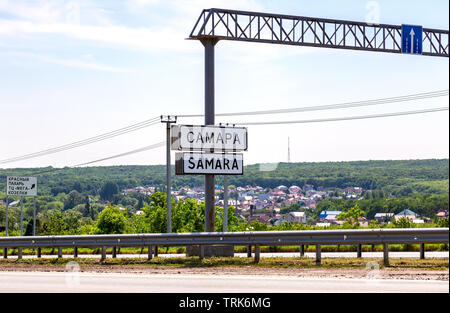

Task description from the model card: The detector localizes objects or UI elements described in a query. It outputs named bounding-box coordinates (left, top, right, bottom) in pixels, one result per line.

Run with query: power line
left=233, top=107, right=449, bottom=126
left=74, top=141, right=165, bottom=167
left=28, top=141, right=165, bottom=176
left=0, top=116, right=161, bottom=165
left=2, top=90, right=448, bottom=166
left=177, top=90, right=449, bottom=118
left=15, top=107, right=448, bottom=176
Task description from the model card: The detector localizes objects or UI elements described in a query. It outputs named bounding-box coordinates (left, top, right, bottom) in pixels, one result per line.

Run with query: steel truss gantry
left=189, top=8, right=449, bottom=233
left=190, top=8, right=449, bottom=57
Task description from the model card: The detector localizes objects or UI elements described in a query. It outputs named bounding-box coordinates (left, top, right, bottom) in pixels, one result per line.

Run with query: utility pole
left=161, top=115, right=177, bottom=233
left=288, top=137, right=290, bottom=163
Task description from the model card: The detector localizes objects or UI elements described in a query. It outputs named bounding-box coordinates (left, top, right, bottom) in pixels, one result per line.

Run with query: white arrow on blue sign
left=401, top=24, right=423, bottom=55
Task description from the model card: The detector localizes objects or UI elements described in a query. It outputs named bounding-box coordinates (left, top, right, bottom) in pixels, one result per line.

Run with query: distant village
left=122, top=184, right=449, bottom=227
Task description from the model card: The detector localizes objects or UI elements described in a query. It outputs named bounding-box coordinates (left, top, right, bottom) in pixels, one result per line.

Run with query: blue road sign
left=401, top=24, right=423, bottom=55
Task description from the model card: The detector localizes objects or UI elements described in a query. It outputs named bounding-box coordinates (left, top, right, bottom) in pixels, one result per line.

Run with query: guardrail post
left=58, top=247, right=62, bottom=258
left=315, top=244, right=321, bottom=265
left=420, top=243, right=425, bottom=259
left=3, top=248, right=7, bottom=259
left=383, top=243, right=389, bottom=267
left=154, top=245, right=158, bottom=257
left=112, top=246, right=117, bottom=258
left=357, top=244, right=362, bottom=258
left=101, top=246, right=106, bottom=261
left=73, top=247, right=78, bottom=258
left=254, top=245, right=260, bottom=263
left=247, top=245, right=252, bottom=258
left=148, top=246, right=153, bottom=260
left=300, top=244, right=305, bottom=257
left=37, top=247, right=41, bottom=258
left=18, top=248, right=22, bottom=260
left=199, top=245, right=204, bottom=259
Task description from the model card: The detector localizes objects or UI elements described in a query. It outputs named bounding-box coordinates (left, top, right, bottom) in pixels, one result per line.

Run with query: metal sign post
left=20, top=196, right=23, bottom=236
left=4, top=195, right=8, bottom=237
left=161, top=116, right=177, bottom=233
left=33, top=197, right=37, bottom=236
left=202, top=38, right=218, bottom=232
left=223, top=176, right=228, bottom=232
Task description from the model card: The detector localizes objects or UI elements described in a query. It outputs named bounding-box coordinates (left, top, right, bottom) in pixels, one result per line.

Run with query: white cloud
left=0, top=18, right=196, bottom=53
left=0, top=0, right=80, bottom=24
left=3, top=51, right=130, bottom=72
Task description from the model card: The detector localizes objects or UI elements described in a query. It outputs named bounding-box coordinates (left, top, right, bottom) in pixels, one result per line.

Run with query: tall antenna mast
left=288, top=137, right=290, bottom=163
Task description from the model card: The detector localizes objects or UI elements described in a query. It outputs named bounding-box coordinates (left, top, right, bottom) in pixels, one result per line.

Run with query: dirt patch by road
left=0, top=263, right=447, bottom=281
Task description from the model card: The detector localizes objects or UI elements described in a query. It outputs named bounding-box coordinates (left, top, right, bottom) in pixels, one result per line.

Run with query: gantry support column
left=201, top=38, right=218, bottom=232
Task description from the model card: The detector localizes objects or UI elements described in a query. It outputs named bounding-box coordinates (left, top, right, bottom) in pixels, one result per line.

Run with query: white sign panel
left=171, top=125, right=247, bottom=152
left=6, top=176, right=37, bottom=196
left=176, top=153, right=243, bottom=175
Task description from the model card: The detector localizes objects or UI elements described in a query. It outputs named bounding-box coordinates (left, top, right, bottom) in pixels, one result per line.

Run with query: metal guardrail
left=1, top=228, right=448, bottom=265
left=0, top=228, right=448, bottom=248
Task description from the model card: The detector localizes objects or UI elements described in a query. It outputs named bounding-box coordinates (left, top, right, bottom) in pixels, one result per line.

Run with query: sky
left=0, top=0, right=448, bottom=169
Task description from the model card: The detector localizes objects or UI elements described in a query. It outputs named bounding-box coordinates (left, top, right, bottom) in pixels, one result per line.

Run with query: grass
left=0, top=256, right=447, bottom=270
left=1, top=244, right=448, bottom=256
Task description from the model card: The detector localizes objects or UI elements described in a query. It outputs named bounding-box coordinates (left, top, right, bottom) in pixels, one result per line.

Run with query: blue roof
left=320, top=210, right=342, bottom=218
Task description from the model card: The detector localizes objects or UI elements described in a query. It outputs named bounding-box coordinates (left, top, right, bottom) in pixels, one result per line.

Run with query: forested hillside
left=0, top=159, right=448, bottom=196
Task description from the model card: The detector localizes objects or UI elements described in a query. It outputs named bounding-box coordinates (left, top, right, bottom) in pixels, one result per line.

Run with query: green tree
left=96, top=205, right=129, bottom=234
left=40, top=211, right=68, bottom=235
left=84, top=197, right=91, bottom=217
left=63, top=209, right=83, bottom=232
left=215, top=205, right=240, bottom=232
left=390, top=217, right=416, bottom=228
left=437, top=217, right=449, bottom=228
left=63, top=190, right=85, bottom=210
left=172, top=198, right=204, bottom=233
left=337, top=204, right=365, bottom=228
left=100, top=181, right=119, bottom=201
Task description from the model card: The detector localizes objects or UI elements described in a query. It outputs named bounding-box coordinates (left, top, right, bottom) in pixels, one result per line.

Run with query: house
left=319, top=210, right=342, bottom=221
left=289, top=185, right=302, bottom=194
left=276, top=185, right=288, bottom=192
left=394, top=209, right=419, bottom=221
left=8, top=200, right=20, bottom=207
left=285, top=211, right=307, bottom=224
left=273, top=217, right=287, bottom=226
left=374, top=213, right=394, bottom=223
left=436, top=210, right=449, bottom=219
left=248, top=214, right=272, bottom=225
left=257, top=193, right=271, bottom=201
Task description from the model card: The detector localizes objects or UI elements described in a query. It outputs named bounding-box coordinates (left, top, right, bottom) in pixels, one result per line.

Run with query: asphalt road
left=0, top=272, right=448, bottom=293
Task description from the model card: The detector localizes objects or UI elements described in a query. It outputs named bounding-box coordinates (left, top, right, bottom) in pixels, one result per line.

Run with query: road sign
left=401, top=24, right=423, bottom=55
left=171, top=125, right=248, bottom=152
left=6, top=176, right=37, bottom=196
left=175, top=152, right=243, bottom=175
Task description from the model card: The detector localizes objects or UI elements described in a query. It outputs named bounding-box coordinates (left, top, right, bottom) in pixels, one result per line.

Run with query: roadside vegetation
left=1, top=160, right=448, bottom=255
left=0, top=256, right=447, bottom=270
